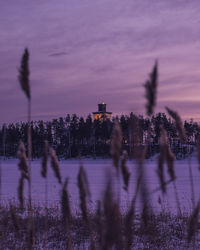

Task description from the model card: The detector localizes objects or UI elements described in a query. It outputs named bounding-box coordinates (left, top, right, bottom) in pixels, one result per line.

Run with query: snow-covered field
left=0, top=156, right=200, bottom=213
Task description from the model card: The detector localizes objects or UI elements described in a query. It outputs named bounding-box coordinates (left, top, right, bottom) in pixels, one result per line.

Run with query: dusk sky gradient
left=1, top=0, right=200, bottom=124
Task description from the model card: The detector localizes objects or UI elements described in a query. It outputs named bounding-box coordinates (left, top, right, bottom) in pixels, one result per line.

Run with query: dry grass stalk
left=130, top=114, right=146, bottom=161
left=157, top=155, right=165, bottom=193
left=172, top=181, right=181, bottom=215
left=165, top=107, right=186, bottom=143
left=10, top=205, right=20, bottom=234
left=17, top=141, right=29, bottom=209
left=90, top=238, right=96, bottom=250
left=166, top=144, right=175, bottom=181
left=111, top=120, right=122, bottom=172
left=103, top=178, right=123, bottom=250
left=41, top=141, right=49, bottom=178
left=136, top=149, right=152, bottom=228
left=129, top=114, right=144, bottom=159
left=132, top=122, right=149, bottom=226
left=17, top=141, right=29, bottom=180
left=144, top=61, right=158, bottom=116
left=158, top=129, right=179, bottom=213
left=18, top=48, right=33, bottom=249
left=187, top=201, right=200, bottom=242
left=141, top=204, right=149, bottom=228
left=41, top=141, right=49, bottom=250
left=18, top=48, right=30, bottom=100
left=18, top=175, right=25, bottom=210
left=188, top=157, right=195, bottom=210
left=196, top=135, right=200, bottom=170
left=10, top=204, right=22, bottom=248
left=95, top=200, right=103, bottom=247
left=160, top=127, right=175, bottom=181
left=125, top=200, right=135, bottom=250
left=157, top=139, right=166, bottom=194
left=77, top=165, right=96, bottom=250
left=28, top=226, right=33, bottom=250
left=152, top=179, right=173, bottom=193
left=120, top=150, right=131, bottom=191
left=157, top=127, right=175, bottom=193
left=135, top=145, right=146, bottom=166
left=61, top=178, right=72, bottom=226
left=77, top=166, right=90, bottom=221
left=61, top=178, right=73, bottom=249
left=0, top=161, right=1, bottom=204
left=50, top=147, right=62, bottom=184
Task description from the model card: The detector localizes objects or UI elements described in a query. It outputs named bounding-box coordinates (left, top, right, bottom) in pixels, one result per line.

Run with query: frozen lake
left=0, top=156, right=200, bottom=213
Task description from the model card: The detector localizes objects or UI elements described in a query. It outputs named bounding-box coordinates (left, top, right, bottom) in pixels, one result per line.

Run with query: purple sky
left=1, top=0, right=200, bottom=124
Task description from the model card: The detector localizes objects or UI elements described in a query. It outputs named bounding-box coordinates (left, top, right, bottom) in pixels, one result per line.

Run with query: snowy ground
left=0, top=155, right=200, bottom=213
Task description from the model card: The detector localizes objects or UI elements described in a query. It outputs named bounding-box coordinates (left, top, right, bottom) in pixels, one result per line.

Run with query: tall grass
left=41, top=140, right=49, bottom=250
left=0, top=54, right=199, bottom=249
left=18, top=48, right=34, bottom=249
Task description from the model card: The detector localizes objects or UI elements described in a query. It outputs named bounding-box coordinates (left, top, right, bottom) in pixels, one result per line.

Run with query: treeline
left=0, top=112, right=199, bottom=159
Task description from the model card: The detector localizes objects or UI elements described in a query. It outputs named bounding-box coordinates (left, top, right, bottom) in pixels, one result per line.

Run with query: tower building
left=93, top=102, right=112, bottom=121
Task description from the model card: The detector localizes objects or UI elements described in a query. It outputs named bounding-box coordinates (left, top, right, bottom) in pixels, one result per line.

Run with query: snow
left=0, top=155, right=200, bottom=213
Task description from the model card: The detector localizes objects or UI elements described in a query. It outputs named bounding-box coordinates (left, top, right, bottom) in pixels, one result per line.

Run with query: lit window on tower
left=93, top=102, right=112, bottom=121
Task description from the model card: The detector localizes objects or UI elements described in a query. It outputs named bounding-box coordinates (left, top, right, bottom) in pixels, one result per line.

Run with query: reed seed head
left=166, top=106, right=186, bottom=143
left=157, top=127, right=175, bottom=193
left=50, top=147, right=62, bottom=184
left=17, top=141, right=29, bottom=177
left=18, top=48, right=30, bottom=100
left=144, top=61, right=158, bottom=116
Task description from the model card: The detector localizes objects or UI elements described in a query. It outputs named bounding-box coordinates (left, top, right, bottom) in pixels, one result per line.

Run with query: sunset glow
left=1, top=0, right=200, bottom=123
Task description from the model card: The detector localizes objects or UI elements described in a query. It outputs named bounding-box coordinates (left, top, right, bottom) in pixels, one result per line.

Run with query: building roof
left=92, top=111, right=112, bottom=114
